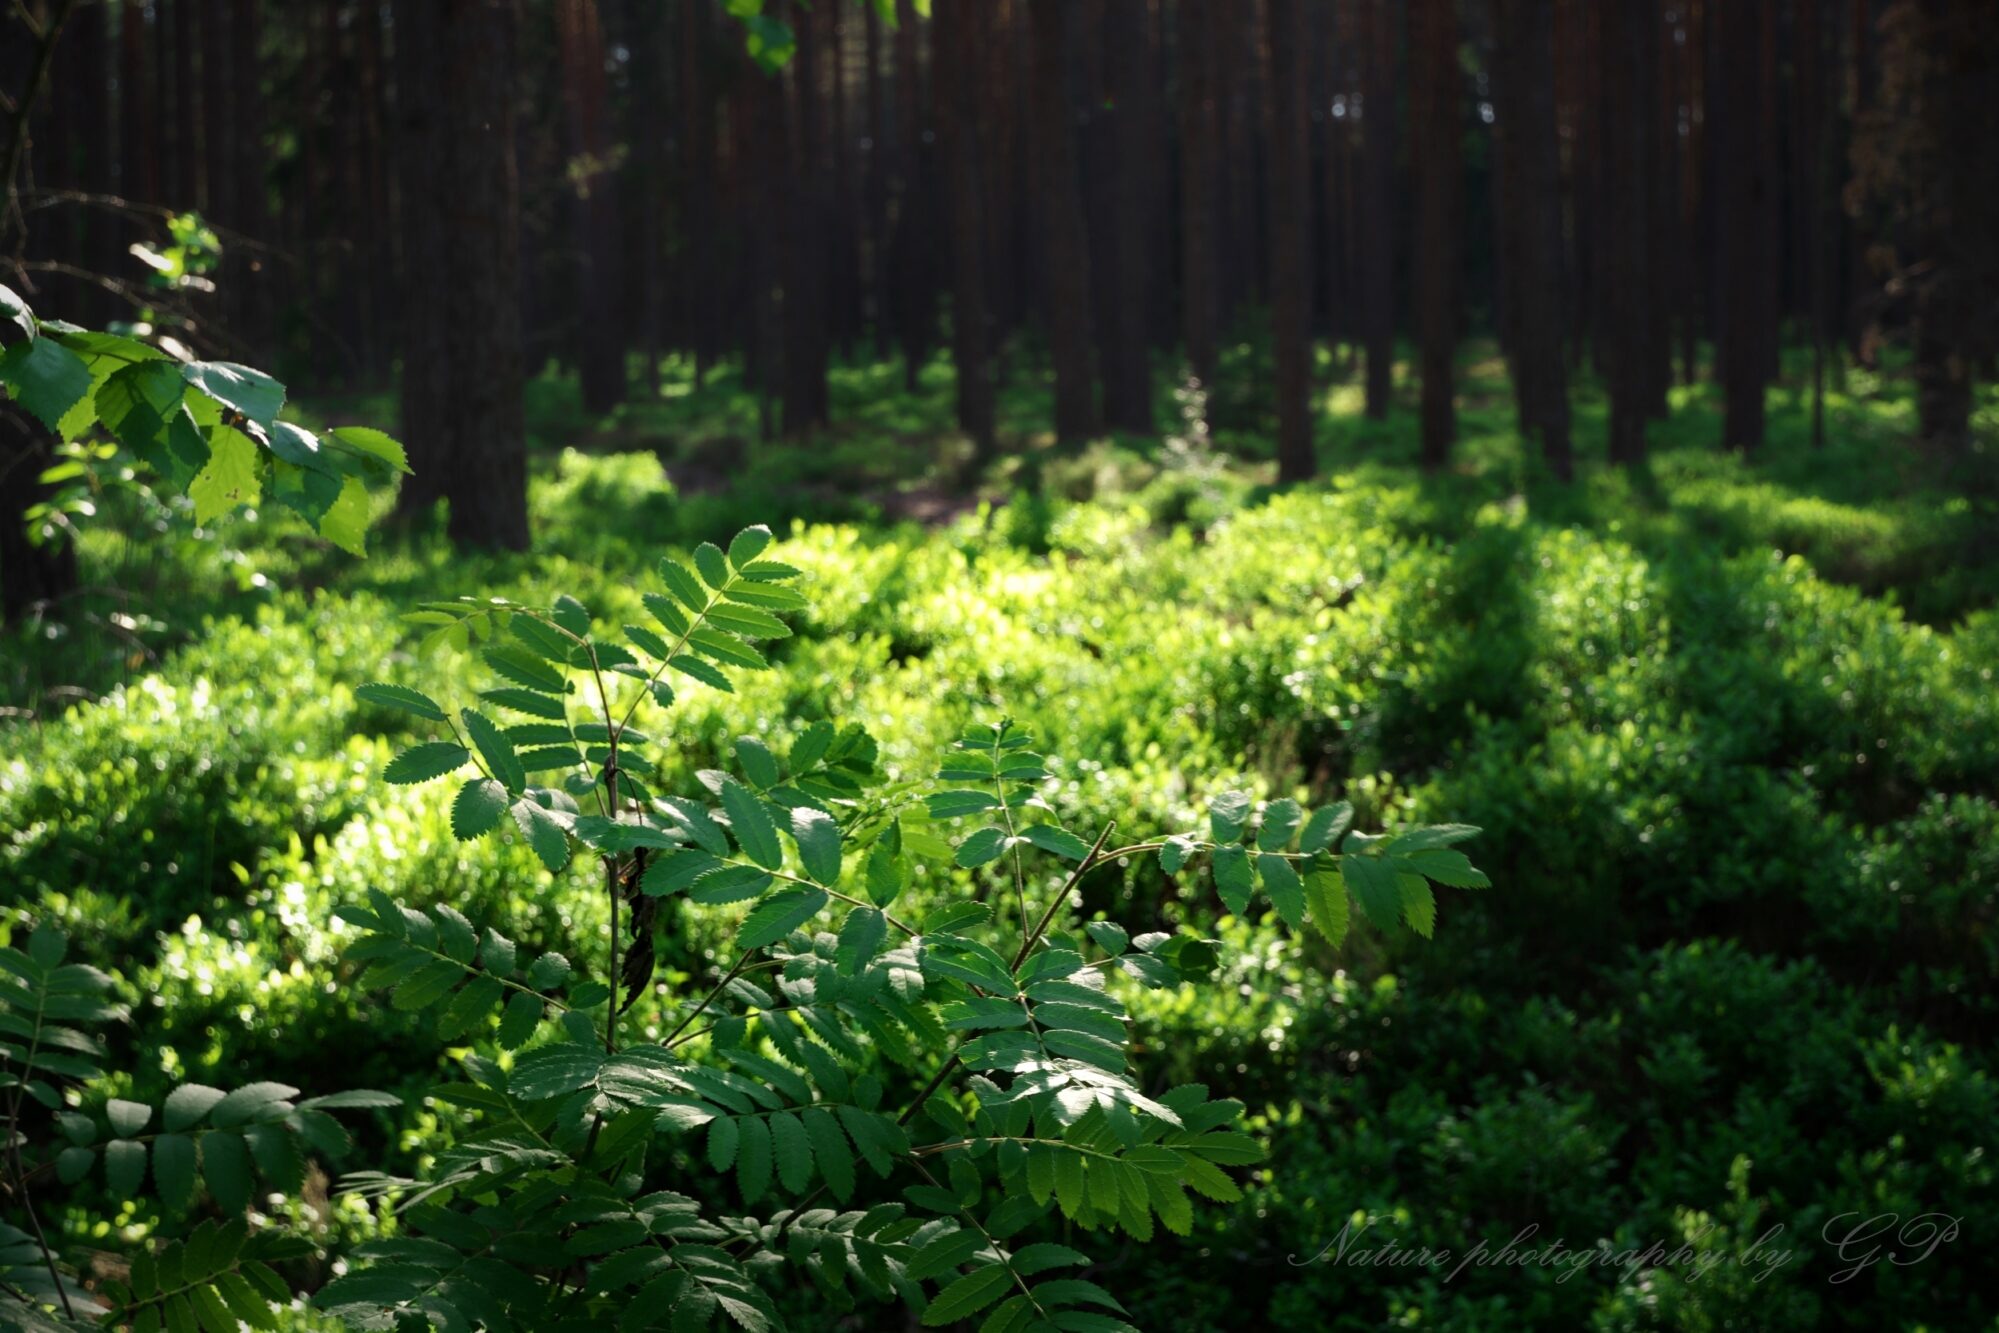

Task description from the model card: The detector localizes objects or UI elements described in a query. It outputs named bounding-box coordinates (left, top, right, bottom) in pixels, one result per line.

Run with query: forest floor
left=5, top=344, right=1997, bottom=1329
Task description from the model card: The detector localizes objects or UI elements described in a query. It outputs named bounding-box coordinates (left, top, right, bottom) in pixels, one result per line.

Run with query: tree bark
left=1491, top=0, right=1573, bottom=479
left=1178, top=0, right=1220, bottom=383
left=1358, top=0, right=1398, bottom=418
left=1714, top=0, right=1774, bottom=450
left=557, top=0, right=626, bottom=415
left=937, top=0, right=995, bottom=463
left=392, top=0, right=528, bottom=549
left=1411, top=0, right=1459, bottom=469
left=1101, top=0, right=1155, bottom=433
left=1265, top=0, right=1313, bottom=481
left=1029, top=0, right=1097, bottom=444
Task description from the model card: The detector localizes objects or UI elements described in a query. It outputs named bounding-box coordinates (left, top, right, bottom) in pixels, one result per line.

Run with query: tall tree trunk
left=1358, top=0, right=1398, bottom=418
left=392, top=0, right=528, bottom=549
left=1491, top=0, right=1573, bottom=479
left=1029, top=0, right=1097, bottom=444
left=937, top=0, right=995, bottom=463
left=889, top=0, right=935, bottom=392
left=1101, top=0, right=1155, bottom=433
left=558, top=0, right=626, bottom=414
left=1603, top=0, right=1657, bottom=465
left=229, top=0, right=267, bottom=359
left=1265, top=0, right=1313, bottom=480
left=1714, top=0, right=1773, bottom=450
left=1411, top=0, right=1459, bottom=469
left=1178, top=0, right=1220, bottom=382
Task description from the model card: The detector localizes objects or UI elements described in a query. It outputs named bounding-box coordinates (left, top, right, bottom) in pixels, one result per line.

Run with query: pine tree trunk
left=558, top=0, right=626, bottom=415
left=1179, top=0, right=1220, bottom=382
left=1411, top=0, right=1459, bottom=470
left=937, top=0, right=995, bottom=462
left=1265, top=0, right=1313, bottom=481
left=1358, top=0, right=1398, bottom=418
left=1029, top=0, right=1098, bottom=444
left=1492, top=0, right=1572, bottom=479
left=1714, top=0, right=1771, bottom=450
left=1603, top=0, right=1657, bottom=465
left=392, top=0, right=527, bottom=549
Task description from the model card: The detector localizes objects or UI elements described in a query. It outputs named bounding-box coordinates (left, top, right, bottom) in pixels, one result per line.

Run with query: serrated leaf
left=452, top=779, right=510, bottom=838
left=1210, top=845, right=1253, bottom=915
left=1021, top=825, right=1091, bottom=861
left=789, top=807, right=842, bottom=884
left=1341, top=855, right=1403, bottom=930
left=498, top=992, right=543, bottom=1049
left=1207, top=790, right=1251, bottom=841
left=837, top=906, right=888, bottom=975
left=736, top=1115, right=772, bottom=1202
left=512, top=798, right=572, bottom=872
left=462, top=709, right=525, bottom=794
left=187, top=424, right=264, bottom=523
left=354, top=683, right=447, bottom=722
left=727, top=525, right=773, bottom=565
left=736, top=886, right=829, bottom=950
left=955, top=826, right=1009, bottom=868
left=164, top=1084, right=227, bottom=1132
left=182, top=360, right=284, bottom=426
left=202, top=1132, right=253, bottom=1213
left=1257, top=798, right=1303, bottom=850
left=384, top=742, right=469, bottom=785
left=153, top=1133, right=196, bottom=1209
left=1398, top=872, right=1437, bottom=938
left=1303, top=868, right=1349, bottom=948
left=720, top=778, right=782, bottom=869
left=693, top=542, right=730, bottom=588
left=1298, top=801, right=1354, bottom=853
left=922, top=1264, right=1011, bottom=1326
left=107, top=1097, right=153, bottom=1138
left=1257, top=855, right=1306, bottom=929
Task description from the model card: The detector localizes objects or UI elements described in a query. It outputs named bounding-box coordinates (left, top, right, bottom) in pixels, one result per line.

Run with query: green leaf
left=1398, top=872, right=1437, bottom=938
left=927, top=789, right=1001, bottom=818
left=484, top=643, right=569, bottom=694
left=734, top=735, right=781, bottom=788
left=509, top=1045, right=605, bottom=1100
left=706, top=602, right=791, bottom=640
left=498, top=992, right=543, bottom=1049
left=720, top=778, right=783, bottom=869
left=354, top=683, right=447, bottom=722
left=769, top=1110, right=813, bottom=1192
left=666, top=652, right=733, bottom=693
left=163, top=1084, right=227, bottom=1132
left=658, top=558, right=709, bottom=611
left=0, top=336, right=93, bottom=430
left=182, top=361, right=285, bottom=427
left=1021, top=825, right=1091, bottom=861
left=187, top=424, right=264, bottom=523
left=56, top=1145, right=94, bottom=1184
left=1401, top=847, right=1491, bottom=888
left=922, top=1265, right=1012, bottom=1326
left=1207, top=791, right=1252, bottom=842
left=693, top=542, right=731, bottom=588
left=315, top=477, right=373, bottom=557
left=1256, top=855, right=1306, bottom=930
left=789, top=807, right=842, bottom=884
left=1210, top=846, right=1254, bottom=915
left=1341, top=855, right=1403, bottom=931
left=384, top=742, right=469, bottom=785
left=107, top=1097, right=153, bottom=1138
left=866, top=826, right=907, bottom=907
left=1303, top=868, right=1349, bottom=948
left=480, top=687, right=568, bottom=721
left=512, top=798, right=572, bottom=872
left=1257, top=798, right=1304, bottom=850
left=153, top=1132, right=196, bottom=1209
left=956, top=826, right=1010, bottom=868
left=735, top=1115, right=772, bottom=1202
left=324, top=425, right=412, bottom=481
left=801, top=1108, right=856, bottom=1202
left=452, top=779, right=510, bottom=838
left=202, top=1132, right=253, bottom=1213
left=461, top=709, right=525, bottom=795
left=707, top=1116, right=740, bottom=1172
left=727, top=525, right=773, bottom=565
left=1297, top=801, right=1354, bottom=853
left=836, top=906, right=888, bottom=975
left=1084, top=922, right=1128, bottom=956
left=736, top=886, right=829, bottom=950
